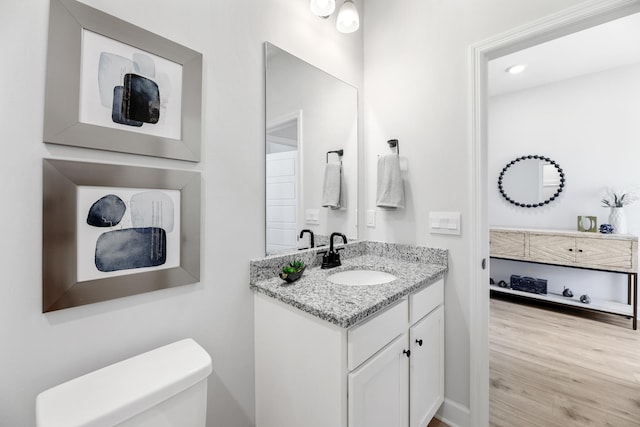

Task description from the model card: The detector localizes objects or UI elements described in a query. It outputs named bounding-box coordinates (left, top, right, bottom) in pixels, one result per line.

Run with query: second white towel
left=376, top=155, right=405, bottom=208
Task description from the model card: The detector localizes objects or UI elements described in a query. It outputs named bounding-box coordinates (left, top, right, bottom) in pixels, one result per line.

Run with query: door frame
left=265, top=110, right=304, bottom=254
left=468, top=0, right=640, bottom=425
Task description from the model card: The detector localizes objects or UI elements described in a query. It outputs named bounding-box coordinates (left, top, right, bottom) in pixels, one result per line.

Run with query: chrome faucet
left=321, top=232, right=348, bottom=269
left=299, top=229, right=315, bottom=249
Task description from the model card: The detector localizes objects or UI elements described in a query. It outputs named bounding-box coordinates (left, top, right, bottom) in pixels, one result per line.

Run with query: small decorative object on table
left=580, top=294, right=591, bottom=304
left=601, top=187, right=638, bottom=234
left=279, top=260, right=306, bottom=283
left=599, top=224, right=614, bottom=234
left=510, top=275, right=547, bottom=294
left=577, top=216, right=597, bottom=232
left=562, top=287, right=573, bottom=297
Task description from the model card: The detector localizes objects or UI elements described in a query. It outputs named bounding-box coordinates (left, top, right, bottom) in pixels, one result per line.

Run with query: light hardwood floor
left=427, top=417, right=448, bottom=427
left=490, top=294, right=640, bottom=426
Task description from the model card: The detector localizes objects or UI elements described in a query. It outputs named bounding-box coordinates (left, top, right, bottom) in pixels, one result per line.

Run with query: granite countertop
left=250, top=248, right=447, bottom=328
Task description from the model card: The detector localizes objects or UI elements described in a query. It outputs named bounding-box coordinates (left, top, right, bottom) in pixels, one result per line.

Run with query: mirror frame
left=498, top=154, right=565, bottom=208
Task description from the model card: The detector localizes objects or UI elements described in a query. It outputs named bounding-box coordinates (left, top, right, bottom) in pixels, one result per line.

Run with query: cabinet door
left=348, top=334, right=409, bottom=427
left=490, top=230, right=526, bottom=258
left=529, top=234, right=576, bottom=264
left=409, top=306, right=444, bottom=427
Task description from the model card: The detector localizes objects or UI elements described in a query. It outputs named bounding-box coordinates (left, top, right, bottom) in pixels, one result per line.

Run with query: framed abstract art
left=42, top=159, right=201, bottom=312
left=43, top=0, right=203, bottom=161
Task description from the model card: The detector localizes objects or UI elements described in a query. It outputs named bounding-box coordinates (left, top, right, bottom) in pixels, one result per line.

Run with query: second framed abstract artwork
left=43, top=0, right=203, bottom=161
left=42, top=159, right=201, bottom=312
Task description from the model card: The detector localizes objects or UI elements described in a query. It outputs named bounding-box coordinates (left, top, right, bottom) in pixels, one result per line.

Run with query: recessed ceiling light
left=505, top=64, right=527, bottom=74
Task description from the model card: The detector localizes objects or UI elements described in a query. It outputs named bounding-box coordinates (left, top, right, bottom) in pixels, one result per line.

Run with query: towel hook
left=387, top=139, right=399, bottom=155
left=326, top=149, right=344, bottom=163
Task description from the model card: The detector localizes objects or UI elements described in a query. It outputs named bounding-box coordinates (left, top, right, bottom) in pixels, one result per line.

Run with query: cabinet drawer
left=348, top=300, right=408, bottom=371
left=529, top=234, right=575, bottom=264
left=490, top=230, right=526, bottom=258
left=577, top=238, right=633, bottom=270
left=410, top=279, right=444, bottom=324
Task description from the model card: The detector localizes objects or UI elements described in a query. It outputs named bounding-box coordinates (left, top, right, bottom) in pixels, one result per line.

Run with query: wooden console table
left=489, top=227, right=638, bottom=330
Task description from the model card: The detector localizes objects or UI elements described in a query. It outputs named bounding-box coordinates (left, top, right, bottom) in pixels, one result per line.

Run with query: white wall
left=489, top=63, right=640, bottom=302
left=0, top=1, right=362, bottom=426
left=362, top=0, right=589, bottom=423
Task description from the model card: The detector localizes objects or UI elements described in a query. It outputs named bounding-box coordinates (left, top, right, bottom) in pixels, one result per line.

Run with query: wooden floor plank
left=490, top=295, right=640, bottom=426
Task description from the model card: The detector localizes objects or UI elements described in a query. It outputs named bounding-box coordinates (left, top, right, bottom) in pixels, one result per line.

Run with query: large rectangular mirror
left=265, top=42, right=358, bottom=255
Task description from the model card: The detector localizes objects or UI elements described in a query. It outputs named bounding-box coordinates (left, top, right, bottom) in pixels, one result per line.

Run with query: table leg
left=633, top=273, right=637, bottom=331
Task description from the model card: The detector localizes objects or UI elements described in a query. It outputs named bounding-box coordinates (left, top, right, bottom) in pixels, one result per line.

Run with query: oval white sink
left=326, top=270, right=397, bottom=286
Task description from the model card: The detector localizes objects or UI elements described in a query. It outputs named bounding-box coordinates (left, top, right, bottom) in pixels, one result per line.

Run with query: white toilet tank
left=36, top=338, right=212, bottom=427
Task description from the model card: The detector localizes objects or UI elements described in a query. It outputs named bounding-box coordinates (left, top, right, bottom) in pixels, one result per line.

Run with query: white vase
left=609, top=207, right=627, bottom=234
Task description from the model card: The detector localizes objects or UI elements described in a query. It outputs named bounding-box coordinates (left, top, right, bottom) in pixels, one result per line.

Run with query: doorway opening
left=470, top=1, right=640, bottom=425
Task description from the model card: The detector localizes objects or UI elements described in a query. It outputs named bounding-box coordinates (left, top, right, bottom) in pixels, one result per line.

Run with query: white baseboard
left=435, top=398, right=471, bottom=427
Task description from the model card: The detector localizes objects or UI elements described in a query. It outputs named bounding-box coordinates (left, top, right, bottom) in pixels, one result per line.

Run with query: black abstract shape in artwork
left=95, top=227, right=167, bottom=272
left=122, top=73, right=160, bottom=124
left=87, top=194, right=127, bottom=227
left=111, top=86, right=143, bottom=127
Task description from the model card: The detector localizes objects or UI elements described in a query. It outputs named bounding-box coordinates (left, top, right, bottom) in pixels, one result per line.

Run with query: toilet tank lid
left=36, top=338, right=212, bottom=427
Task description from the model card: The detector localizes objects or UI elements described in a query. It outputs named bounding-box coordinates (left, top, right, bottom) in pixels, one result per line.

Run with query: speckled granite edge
left=250, top=240, right=447, bottom=285
left=249, top=241, right=449, bottom=328
left=250, top=266, right=447, bottom=328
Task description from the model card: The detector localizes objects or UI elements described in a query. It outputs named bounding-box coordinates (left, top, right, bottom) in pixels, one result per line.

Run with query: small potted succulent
left=279, top=260, right=306, bottom=283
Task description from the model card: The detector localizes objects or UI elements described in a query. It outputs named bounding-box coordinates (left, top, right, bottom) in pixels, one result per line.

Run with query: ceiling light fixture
left=310, top=0, right=359, bottom=33
left=336, top=0, right=360, bottom=33
left=310, top=0, right=336, bottom=18
left=505, top=64, right=527, bottom=75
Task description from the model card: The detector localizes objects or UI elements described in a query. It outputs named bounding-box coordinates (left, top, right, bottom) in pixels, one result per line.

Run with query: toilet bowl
left=36, top=338, right=212, bottom=427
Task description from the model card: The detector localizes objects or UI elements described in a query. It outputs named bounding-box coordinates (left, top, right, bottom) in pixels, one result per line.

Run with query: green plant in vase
left=279, top=259, right=306, bottom=282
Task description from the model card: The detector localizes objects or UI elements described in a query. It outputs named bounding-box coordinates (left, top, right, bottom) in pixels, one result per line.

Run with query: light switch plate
left=366, top=210, right=376, bottom=227
left=429, top=211, right=461, bottom=235
left=305, top=209, right=319, bottom=225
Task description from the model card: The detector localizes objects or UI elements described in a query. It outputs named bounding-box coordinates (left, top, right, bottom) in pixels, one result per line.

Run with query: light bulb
left=310, top=0, right=335, bottom=17
left=505, top=64, right=527, bottom=74
left=337, top=0, right=359, bottom=33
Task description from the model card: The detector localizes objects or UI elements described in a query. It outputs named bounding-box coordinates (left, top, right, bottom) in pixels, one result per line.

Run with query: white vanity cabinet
left=409, top=305, right=445, bottom=427
left=348, top=333, right=409, bottom=427
left=254, top=278, right=445, bottom=427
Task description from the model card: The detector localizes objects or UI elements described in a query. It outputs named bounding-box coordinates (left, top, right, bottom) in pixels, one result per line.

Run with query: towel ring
left=387, top=139, right=399, bottom=155
left=326, top=149, right=344, bottom=163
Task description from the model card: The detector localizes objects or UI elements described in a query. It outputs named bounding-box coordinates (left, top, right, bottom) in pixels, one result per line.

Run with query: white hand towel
left=376, top=155, right=405, bottom=208
left=322, top=163, right=342, bottom=209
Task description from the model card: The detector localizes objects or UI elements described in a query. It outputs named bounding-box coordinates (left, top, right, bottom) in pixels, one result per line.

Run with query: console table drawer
left=529, top=234, right=575, bottom=264
left=576, top=238, right=633, bottom=270
left=490, top=230, right=526, bottom=258
left=528, top=233, right=634, bottom=271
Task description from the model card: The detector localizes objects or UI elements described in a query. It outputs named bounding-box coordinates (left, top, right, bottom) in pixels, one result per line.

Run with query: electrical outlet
left=305, top=209, right=319, bottom=225
left=366, top=210, right=376, bottom=227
